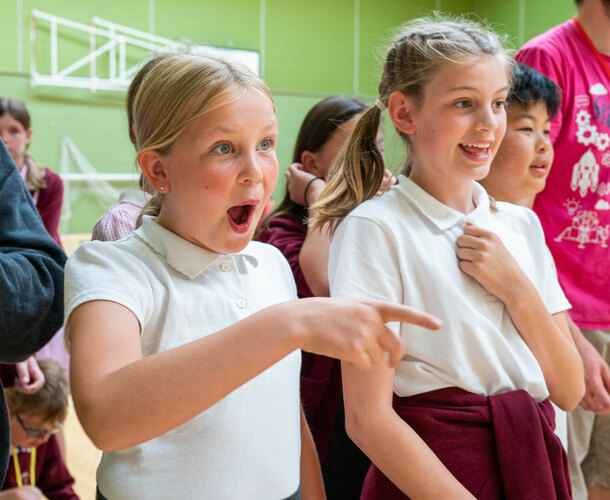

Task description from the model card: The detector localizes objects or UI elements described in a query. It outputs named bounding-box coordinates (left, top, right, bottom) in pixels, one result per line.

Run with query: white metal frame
left=30, top=10, right=260, bottom=92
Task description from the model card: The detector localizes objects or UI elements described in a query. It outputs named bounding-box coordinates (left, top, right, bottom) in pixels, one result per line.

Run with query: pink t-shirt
left=516, top=20, right=610, bottom=329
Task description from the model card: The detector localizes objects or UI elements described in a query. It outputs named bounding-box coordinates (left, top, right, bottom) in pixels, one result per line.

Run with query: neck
left=13, top=155, right=25, bottom=171
left=576, top=1, right=610, bottom=55
left=409, top=170, right=476, bottom=214
left=479, top=181, right=535, bottom=209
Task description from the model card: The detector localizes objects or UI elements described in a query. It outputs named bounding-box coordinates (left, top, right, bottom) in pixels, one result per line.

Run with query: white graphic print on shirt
left=558, top=83, right=610, bottom=247
left=554, top=210, right=610, bottom=248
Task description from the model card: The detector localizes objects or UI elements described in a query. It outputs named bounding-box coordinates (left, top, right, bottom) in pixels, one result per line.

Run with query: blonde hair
left=6, top=360, right=69, bottom=423
left=0, top=97, right=47, bottom=193
left=131, top=54, right=274, bottom=225
left=310, top=14, right=512, bottom=234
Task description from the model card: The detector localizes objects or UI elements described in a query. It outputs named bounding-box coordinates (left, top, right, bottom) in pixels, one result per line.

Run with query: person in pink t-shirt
left=515, top=1, right=610, bottom=498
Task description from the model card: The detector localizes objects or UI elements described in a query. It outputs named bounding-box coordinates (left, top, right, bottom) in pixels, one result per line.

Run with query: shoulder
left=41, top=168, right=64, bottom=195
left=518, top=21, right=572, bottom=56
left=493, top=202, right=547, bottom=249
left=37, top=168, right=64, bottom=205
left=516, top=21, right=576, bottom=79
left=92, top=203, right=140, bottom=242
left=66, top=237, right=151, bottom=281
left=43, top=167, right=63, bottom=186
left=332, top=195, right=405, bottom=258
left=494, top=201, right=543, bottom=230
left=64, top=238, right=156, bottom=327
left=349, top=189, right=405, bottom=226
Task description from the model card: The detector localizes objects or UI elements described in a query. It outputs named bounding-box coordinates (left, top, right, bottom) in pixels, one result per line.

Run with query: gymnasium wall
left=0, top=0, right=576, bottom=233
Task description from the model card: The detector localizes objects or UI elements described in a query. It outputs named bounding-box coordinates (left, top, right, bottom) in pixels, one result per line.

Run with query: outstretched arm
left=0, top=140, right=66, bottom=362
left=69, top=297, right=441, bottom=451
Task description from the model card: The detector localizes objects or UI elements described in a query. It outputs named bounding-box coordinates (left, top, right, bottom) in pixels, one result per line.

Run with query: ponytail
left=23, top=152, right=47, bottom=193
left=309, top=105, right=385, bottom=235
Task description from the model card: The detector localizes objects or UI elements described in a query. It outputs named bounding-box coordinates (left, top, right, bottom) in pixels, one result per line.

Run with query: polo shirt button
left=236, top=298, right=247, bottom=309
left=220, top=262, right=231, bottom=271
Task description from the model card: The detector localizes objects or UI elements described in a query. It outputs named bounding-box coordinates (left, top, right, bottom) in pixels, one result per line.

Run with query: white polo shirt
left=65, top=216, right=301, bottom=500
left=329, top=176, right=570, bottom=401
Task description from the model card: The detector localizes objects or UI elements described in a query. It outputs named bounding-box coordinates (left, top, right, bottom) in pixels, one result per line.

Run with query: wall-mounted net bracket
left=30, top=9, right=260, bottom=92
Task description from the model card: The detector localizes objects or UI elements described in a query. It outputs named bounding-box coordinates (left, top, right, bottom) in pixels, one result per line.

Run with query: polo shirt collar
left=135, top=216, right=259, bottom=279
left=397, top=175, right=490, bottom=230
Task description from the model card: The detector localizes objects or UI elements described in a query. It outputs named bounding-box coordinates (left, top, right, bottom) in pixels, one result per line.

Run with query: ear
left=300, top=150, right=323, bottom=176
left=388, top=91, right=416, bottom=135
left=25, top=128, right=33, bottom=148
left=138, top=150, right=170, bottom=193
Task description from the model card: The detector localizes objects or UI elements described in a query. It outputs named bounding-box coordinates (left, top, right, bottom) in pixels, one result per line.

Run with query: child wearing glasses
left=1, top=360, right=77, bottom=500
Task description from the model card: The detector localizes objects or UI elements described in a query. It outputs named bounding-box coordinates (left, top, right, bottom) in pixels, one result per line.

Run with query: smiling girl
left=311, top=16, right=584, bottom=499
left=63, top=54, right=441, bottom=500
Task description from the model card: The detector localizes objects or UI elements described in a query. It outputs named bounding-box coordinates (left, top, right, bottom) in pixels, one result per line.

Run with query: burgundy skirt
left=361, top=387, right=571, bottom=500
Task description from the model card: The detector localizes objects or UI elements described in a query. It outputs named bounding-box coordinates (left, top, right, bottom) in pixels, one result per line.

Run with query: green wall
left=477, top=0, right=576, bottom=49
left=1, top=0, right=571, bottom=234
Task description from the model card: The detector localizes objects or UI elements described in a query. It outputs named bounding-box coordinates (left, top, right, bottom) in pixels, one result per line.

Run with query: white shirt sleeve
left=329, top=214, right=404, bottom=335
left=526, top=211, right=571, bottom=315
left=64, top=241, right=153, bottom=344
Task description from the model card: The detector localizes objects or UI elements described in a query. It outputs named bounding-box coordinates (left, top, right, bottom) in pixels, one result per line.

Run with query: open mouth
left=459, top=143, right=491, bottom=160
left=227, top=203, right=256, bottom=233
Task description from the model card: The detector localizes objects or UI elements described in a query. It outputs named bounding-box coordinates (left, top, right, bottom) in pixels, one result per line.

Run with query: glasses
left=15, top=414, right=63, bottom=438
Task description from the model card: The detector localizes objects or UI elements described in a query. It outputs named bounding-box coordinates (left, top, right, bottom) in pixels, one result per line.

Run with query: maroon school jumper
left=361, top=387, right=571, bottom=500
left=258, top=215, right=341, bottom=463
left=2, top=435, right=78, bottom=499
left=34, top=168, right=64, bottom=247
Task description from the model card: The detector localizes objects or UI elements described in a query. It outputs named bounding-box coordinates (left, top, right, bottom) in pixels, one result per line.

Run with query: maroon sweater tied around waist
left=361, top=387, right=571, bottom=500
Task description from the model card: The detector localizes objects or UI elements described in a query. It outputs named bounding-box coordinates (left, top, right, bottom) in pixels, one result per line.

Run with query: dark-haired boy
left=481, top=62, right=561, bottom=209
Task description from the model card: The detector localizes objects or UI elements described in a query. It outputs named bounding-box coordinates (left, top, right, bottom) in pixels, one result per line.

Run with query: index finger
left=365, top=299, right=443, bottom=330
left=377, top=325, right=404, bottom=367
left=463, top=224, right=492, bottom=238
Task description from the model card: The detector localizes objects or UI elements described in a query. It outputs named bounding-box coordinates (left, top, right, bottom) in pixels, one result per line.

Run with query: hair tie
left=304, top=177, right=324, bottom=207
left=374, top=98, right=386, bottom=111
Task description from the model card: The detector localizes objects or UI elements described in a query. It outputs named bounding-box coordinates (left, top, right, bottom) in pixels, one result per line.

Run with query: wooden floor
left=65, top=400, right=100, bottom=500
left=61, top=235, right=100, bottom=500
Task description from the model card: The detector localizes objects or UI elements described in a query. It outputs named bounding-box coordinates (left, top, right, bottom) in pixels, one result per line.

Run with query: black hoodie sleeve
left=0, top=139, right=66, bottom=362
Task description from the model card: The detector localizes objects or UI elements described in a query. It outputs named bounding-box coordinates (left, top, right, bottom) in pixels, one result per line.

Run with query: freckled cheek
left=201, top=169, right=233, bottom=193
left=263, top=159, right=279, bottom=191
